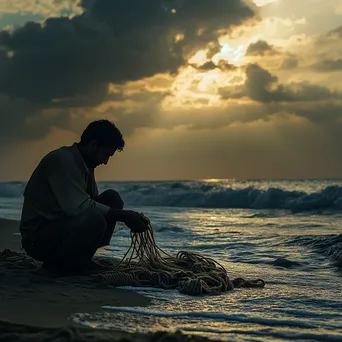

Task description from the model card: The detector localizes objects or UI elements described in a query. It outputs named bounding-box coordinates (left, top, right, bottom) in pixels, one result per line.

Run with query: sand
left=0, top=218, right=214, bottom=342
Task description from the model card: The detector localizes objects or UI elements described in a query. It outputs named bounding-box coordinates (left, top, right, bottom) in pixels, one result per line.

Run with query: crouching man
left=20, top=119, right=149, bottom=272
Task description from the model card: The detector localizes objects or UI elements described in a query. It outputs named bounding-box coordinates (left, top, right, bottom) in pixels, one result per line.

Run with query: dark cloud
left=305, top=24, right=342, bottom=73
left=192, top=60, right=236, bottom=72
left=217, top=63, right=342, bottom=137
left=281, top=101, right=342, bottom=125
left=0, top=95, right=38, bottom=139
left=206, top=41, right=221, bottom=59
left=221, top=64, right=341, bottom=103
left=99, top=87, right=342, bottom=138
left=216, top=60, right=237, bottom=72
left=327, top=25, right=342, bottom=38
left=245, top=40, right=276, bottom=56
left=99, top=89, right=168, bottom=136
left=313, top=24, right=342, bottom=50
left=192, top=61, right=217, bottom=71
left=312, top=58, right=342, bottom=72
left=281, top=57, right=298, bottom=70
left=0, top=0, right=255, bottom=141
left=82, top=67, right=342, bottom=152
left=0, top=94, right=77, bottom=142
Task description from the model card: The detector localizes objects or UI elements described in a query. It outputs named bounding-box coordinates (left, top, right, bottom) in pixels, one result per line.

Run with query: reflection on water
left=0, top=180, right=341, bottom=340
left=71, top=205, right=342, bottom=341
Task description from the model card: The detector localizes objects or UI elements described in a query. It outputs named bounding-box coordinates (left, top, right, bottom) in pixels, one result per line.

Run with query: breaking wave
left=288, top=234, right=342, bottom=266
left=107, top=182, right=342, bottom=212
left=2, top=180, right=342, bottom=212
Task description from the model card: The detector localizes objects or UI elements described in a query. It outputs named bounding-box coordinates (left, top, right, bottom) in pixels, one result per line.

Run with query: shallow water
left=1, top=180, right=342, bottom=341
left=78, top=206, right=342, bottom=341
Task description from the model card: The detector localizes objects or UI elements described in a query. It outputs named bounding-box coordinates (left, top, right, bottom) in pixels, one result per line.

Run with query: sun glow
left=253, top=0, right=279, bottom=7
left=188, top=49, right=209, bottom=66
left=213, top=43, right=246, bottom=65
left=189, top=43, right=246, bottom=67
left=162, top=40, right=249, bottom=109
left=162, top=67, right=221, bottom=109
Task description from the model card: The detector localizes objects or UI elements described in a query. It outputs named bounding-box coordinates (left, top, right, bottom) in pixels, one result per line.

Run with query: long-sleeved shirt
left=19, top=143, right=110, bottom=240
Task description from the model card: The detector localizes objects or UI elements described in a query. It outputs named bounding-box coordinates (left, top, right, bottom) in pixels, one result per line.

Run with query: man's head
left=79, top=120, right=125, bottom=168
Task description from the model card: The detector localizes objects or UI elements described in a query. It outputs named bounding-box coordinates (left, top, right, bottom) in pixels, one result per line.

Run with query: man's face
left=89, top=143, right=117, bottom=168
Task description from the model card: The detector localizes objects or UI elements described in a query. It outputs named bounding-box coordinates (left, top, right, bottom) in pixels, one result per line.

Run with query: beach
left=0, top=180, right=342, bottom=341
left=0, top=218, right=217, bottom=342
left=0, top=0, right=341, bottom=338
left=0, top=218, right=149, bottom=325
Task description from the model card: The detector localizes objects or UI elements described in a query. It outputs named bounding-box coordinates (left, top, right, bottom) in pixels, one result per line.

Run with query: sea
left=1, top=179, right=342, bottom=341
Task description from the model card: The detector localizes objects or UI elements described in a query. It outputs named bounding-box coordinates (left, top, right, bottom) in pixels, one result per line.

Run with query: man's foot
left=40, top=259, right=111, bottom=277
left=40, top=260, right=84, bottom=277
left=42, top=260, right=62, bottom=270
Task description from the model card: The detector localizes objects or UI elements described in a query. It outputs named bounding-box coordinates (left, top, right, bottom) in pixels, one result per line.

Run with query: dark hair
left=80, top=120, right=125, bottom=151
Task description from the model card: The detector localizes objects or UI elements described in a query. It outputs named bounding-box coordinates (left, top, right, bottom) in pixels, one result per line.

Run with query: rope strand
left=96, top=217, right=266, bottom=295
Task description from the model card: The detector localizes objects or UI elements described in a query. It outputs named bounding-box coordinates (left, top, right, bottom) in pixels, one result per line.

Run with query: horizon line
left=1, top=177, right=342, bottom=183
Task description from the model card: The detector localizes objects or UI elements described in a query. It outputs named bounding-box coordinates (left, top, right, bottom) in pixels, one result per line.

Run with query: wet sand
left=0, top=320, right=214, bottom=342
left=0, top=219, right=216, bottom=342
left=0, top=218, right=150, bottom=327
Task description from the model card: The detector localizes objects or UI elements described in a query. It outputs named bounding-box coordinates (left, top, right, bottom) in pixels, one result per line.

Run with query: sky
left=0, top=0, right=341, bottom=181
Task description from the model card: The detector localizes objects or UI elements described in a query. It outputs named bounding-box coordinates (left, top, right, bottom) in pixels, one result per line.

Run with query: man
left=20, top=119, right=149, bottom=272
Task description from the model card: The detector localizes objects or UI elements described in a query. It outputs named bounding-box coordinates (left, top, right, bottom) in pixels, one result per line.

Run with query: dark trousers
left=23, top=190, right=123, bottom=270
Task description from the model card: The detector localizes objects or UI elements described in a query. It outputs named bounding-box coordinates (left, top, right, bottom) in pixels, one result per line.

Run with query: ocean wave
left=289, top=234, right=342, bottom=266
left=3, top=180, right=342, bottom=212
left=114, top=183, right=342, bottom=212
left=180, top=326, right=342, bottom=342
left=101, top=306, right=317, bottom=329
left=0, top=182, right=25, bottom=198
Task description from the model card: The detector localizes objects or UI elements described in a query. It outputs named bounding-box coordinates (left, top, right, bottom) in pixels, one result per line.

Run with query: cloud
left=221, top=64, right=341, bottom=103
left=252, top=0, right=279, bottom=7
left=0, top=0, right=255, bottom=141
left=0, top=94, right=82, bottom=142
left=191, top=60, right=237, bottom=72
left=314, top=24, right=342, bottom=54
left=281, top=57, right=298, bottom=69
left=245, top=40, right=276, bottom=56
left=192, top=61, right=218, bottom=71
left=92, top=83, right=342, bottom=144
left=258, top=0, right=341, bottom=36
left=301, top=24, right=342, bottom=73
left=312, top=58, right=342, bottom=72
left=215, top=62, right=342, bottom=142
left=327, top=25, right=342, bottom=38
left=0, top=0, right=82, bottom=17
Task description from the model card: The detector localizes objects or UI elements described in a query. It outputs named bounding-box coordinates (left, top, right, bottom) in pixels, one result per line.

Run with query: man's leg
left=32, top=208, right=107, bottom=271
left=94, top=189, right=124, bottom=247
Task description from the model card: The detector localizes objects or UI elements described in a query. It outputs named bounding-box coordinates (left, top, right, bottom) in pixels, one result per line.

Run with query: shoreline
left=0, top=320, right=215, bottom=342
left=0, top=218, right=216, bottom=342
left=0, top=218, right=150, bottom=328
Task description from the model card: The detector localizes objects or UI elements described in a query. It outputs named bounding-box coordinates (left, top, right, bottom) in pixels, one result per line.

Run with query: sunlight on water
left=0, top=180, right=341, bottom=341
left=74, top=201, right=342, bottom=341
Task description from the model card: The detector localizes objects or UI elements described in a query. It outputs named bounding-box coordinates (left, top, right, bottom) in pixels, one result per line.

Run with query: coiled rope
left=96, top=216, right=265, bottom=295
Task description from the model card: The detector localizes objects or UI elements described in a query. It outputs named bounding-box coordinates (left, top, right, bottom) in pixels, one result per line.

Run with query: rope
left=96, top=215, right=265, bottom=295
left=0, top=218, right=266, bottom=296
left=0, top=249, right=37, bottom=269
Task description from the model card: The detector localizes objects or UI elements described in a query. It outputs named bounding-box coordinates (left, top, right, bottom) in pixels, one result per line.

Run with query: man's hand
left=123, top=210, right=150, bottom=233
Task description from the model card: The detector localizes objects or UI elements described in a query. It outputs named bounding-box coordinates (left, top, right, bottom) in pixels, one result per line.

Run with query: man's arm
left=104, top=209, right=150, bottom=233
left=45, top=153, right=149, bottom=232
left=45, top=154, right=111, bottom=217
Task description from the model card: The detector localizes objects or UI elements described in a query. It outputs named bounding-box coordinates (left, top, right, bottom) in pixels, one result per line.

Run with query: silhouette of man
left=20, top=120, right=149, bottom=272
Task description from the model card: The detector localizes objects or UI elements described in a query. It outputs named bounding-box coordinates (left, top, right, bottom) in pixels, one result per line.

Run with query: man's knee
left=33, top=208, right=107, bottom=264
left=75, top=208, right=108, bottom=243
left=96, top=189, right=124, bottom=209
